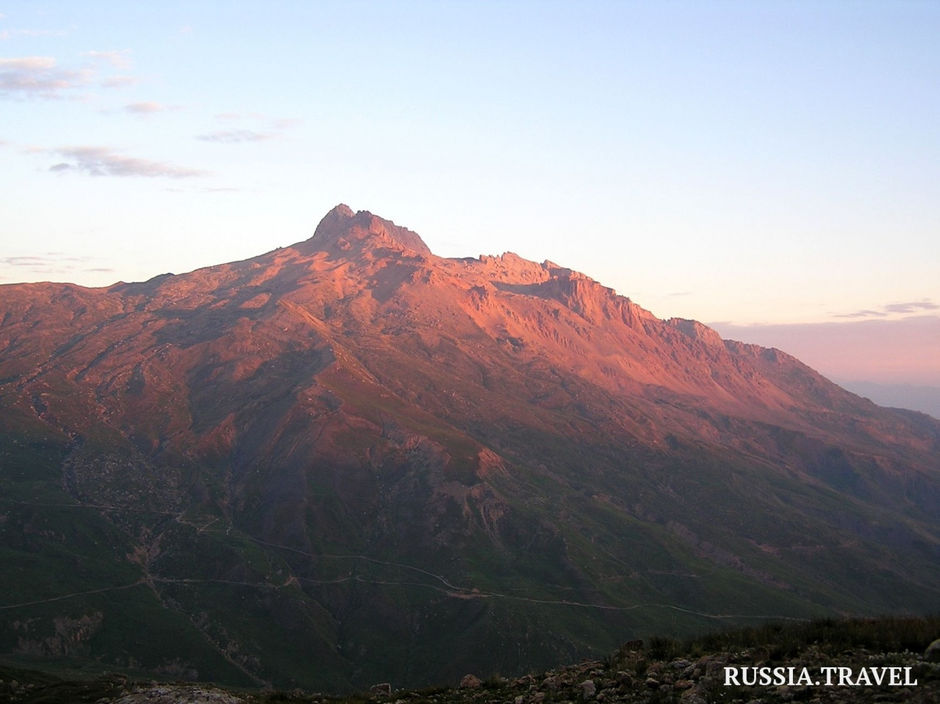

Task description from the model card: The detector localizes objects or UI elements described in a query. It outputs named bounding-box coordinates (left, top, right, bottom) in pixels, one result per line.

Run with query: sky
left=1, top=1, right=938, bottom=409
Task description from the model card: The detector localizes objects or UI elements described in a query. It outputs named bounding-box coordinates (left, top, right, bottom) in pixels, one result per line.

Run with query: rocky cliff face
left=0, top=205, right=938, bottom=691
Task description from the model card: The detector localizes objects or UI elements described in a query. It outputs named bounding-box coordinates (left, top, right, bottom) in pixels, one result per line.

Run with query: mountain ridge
left=0, top=205, right=937, bottom=691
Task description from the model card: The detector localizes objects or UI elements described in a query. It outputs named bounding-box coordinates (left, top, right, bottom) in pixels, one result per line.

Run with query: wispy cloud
left=0, top=27, right=70, bottom=40
left=165, top=186, right=243, bottom=194
left=213, top=112, right=301, bottom=128
left=1, top=254, right=63, bottom=267
left=0, top=56, right=90, bottom=97
left=81, top=50, right=136, bottom=88
left=2, top=56, right=56, bottom=71
left=101, top=75, right=137, bottom=88
left=214, top=111, right=261, bottom=121
left=835, top=299, right=938, bottom=319
left=884, top=300, right=939, bottom=314
left=81, top=49, right=132, bottom=69
left=196, top=113, right=300, bottom=144
left=270, top=117, right=302, bottom=130
left=835, top=309, right=886, bottom=319
left=0, top=253, right=114, bottom=276
left=49, top=146, right=208, bottom=178
left=196, top=129, right=272, bottom=143
left=125, top=101, right=169, bottom=114
left=1, top=51, right=137, bottom=97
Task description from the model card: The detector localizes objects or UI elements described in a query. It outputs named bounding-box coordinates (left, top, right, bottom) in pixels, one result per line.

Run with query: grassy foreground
left=1, top=616, right=937, bottom=703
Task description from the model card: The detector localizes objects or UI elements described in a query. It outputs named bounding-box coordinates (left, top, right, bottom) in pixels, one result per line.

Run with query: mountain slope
left=0, top=205, right=938, bottom=690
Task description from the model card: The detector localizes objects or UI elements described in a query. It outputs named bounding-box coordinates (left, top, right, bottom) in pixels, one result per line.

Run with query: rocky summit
left=0, top=206, right=938, bottom=691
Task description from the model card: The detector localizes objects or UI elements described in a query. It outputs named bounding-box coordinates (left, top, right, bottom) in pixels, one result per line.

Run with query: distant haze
left=712, top=316, right=940, bottom=418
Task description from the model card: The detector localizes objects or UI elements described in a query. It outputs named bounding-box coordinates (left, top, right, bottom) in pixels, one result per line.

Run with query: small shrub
left=647, top=635, right=680, bottom=660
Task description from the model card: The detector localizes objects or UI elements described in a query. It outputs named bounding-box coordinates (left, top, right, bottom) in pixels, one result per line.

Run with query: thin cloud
left=885, top=299, right=938, bottom=314
left=165, top=186, right=243, bottom=194
left=835, top=299, right=937, bottom=319
left=196, top=129, right=272, bottom=143
left=196, top=113, right=299, bottom=144
left=82, top=49, right=132, bottom=69
left=1, top=52, right=133, bottom=97
left=50, top=146, right=208, bottom=178
left=1, top=255, right=59, bottom=267
left=0, top=253, right=111, bottom=271
left=0, top=27, right=70, bottom=40
left=835, top=309, right=886, bottom=319
left=212, top=112, right=300, bottom=130
left=0, top=56, right=90, bottom=97
left=214, top=111, right=263, bottom=121
left=82, top=50, right=137, bottom=88
left=125, top=101, right=168, bottom=114
left=270, top=117, right=302, bottom=130
left=101, top=75, right=137, bottom=88
left=0, top=253, right=116, bottom=284
left=1, top=56, right=57, bottom=70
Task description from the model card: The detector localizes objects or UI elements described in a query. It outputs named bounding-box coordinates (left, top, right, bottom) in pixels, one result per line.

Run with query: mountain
left=1, top=205, right=938, bottom=691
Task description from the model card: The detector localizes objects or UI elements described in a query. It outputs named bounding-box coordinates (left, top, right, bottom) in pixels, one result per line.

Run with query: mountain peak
left=327, top=202, right=355, bottom=219
left=303, top=204, right=431, bottom=257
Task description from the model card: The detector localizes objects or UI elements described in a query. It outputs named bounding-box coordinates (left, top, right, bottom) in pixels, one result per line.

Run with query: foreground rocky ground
left=2, top=619, right=938, bottom=703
